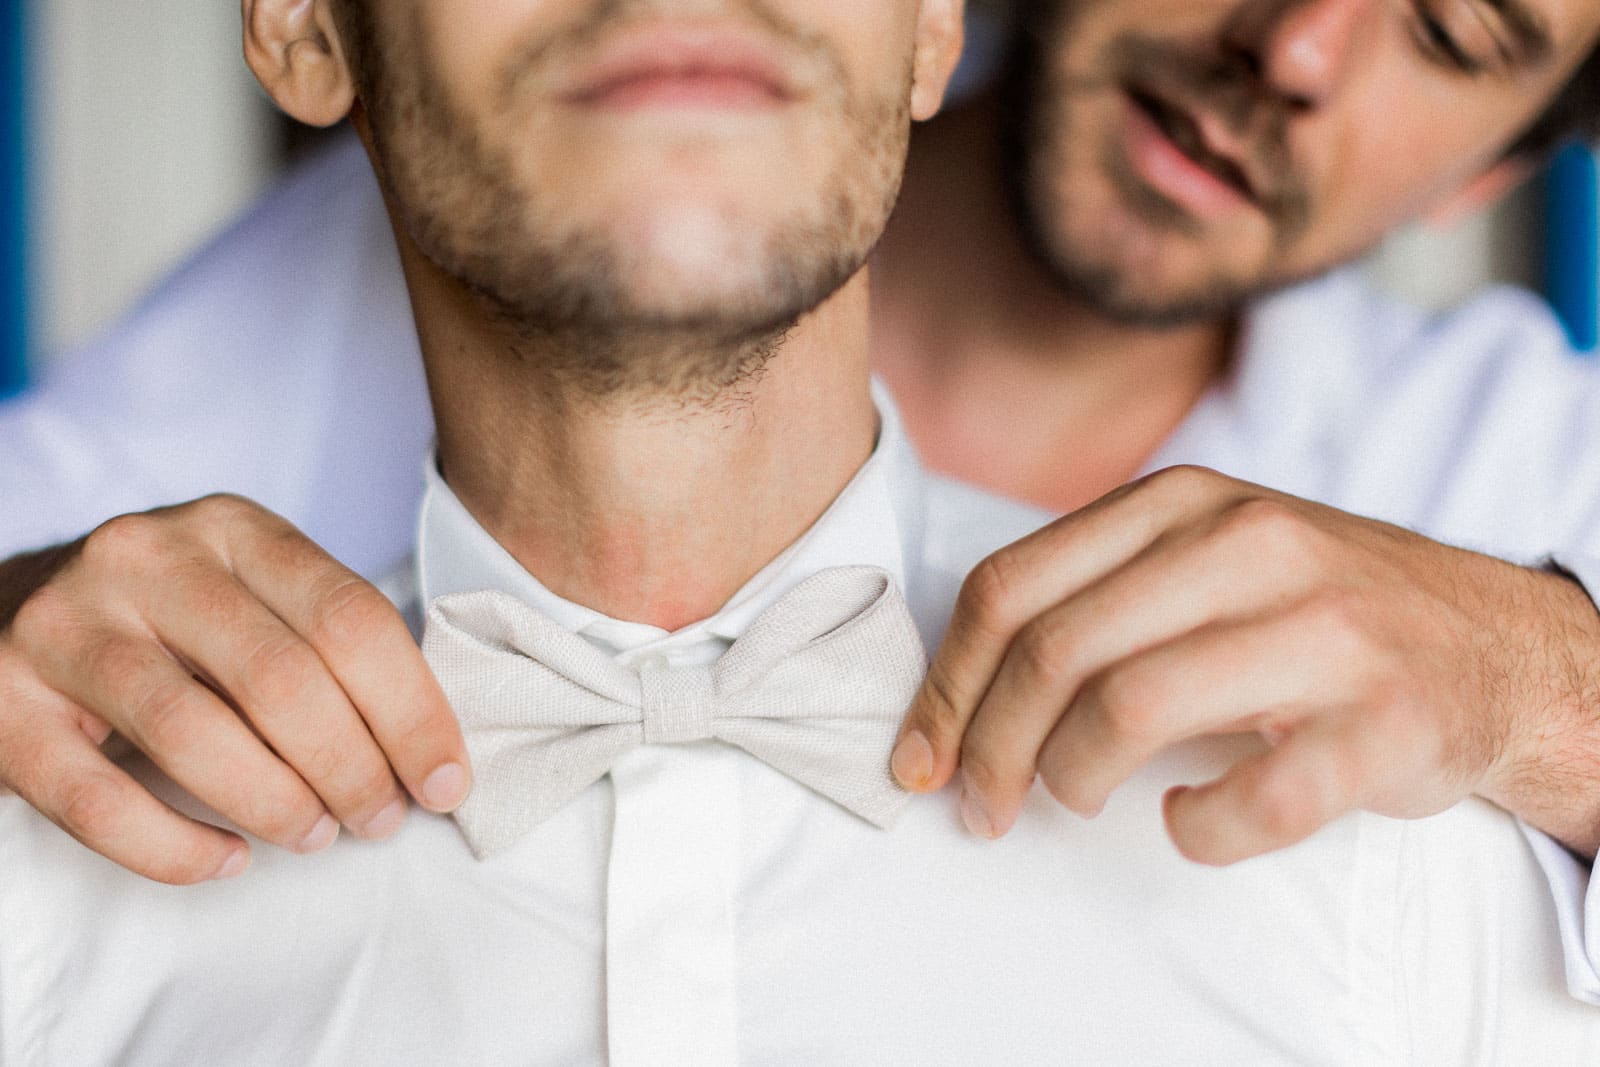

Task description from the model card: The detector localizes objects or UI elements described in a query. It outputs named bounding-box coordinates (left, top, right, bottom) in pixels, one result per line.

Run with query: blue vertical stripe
left=1545, top=142, right=1600, bottom=355
left=0, top=0, right=28, bottom=396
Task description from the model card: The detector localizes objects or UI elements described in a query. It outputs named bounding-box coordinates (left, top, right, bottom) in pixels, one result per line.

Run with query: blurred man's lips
left=562, top=28, right=794, bottom=111
left=1122, top=86, right=1259, bottom=218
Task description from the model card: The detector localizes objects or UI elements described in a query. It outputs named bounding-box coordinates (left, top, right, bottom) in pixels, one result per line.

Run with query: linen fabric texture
left=426, top=567, right=923, bottom=858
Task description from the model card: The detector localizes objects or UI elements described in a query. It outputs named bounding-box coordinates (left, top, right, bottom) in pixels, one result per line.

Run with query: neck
left=405, top=251, right=877, bottom=632
left=872, top=92, right=1235, bottom=513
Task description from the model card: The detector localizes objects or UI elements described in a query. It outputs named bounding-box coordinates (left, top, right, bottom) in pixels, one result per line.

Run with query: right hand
left=0, top=494, right=470, bottom=884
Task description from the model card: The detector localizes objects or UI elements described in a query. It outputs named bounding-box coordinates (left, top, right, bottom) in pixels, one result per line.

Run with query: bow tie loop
left=638, top=660, right=716, bottom=745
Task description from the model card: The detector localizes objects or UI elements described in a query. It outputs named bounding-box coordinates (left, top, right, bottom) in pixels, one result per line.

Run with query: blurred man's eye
left=1411, top=2, right=1492, bottom=75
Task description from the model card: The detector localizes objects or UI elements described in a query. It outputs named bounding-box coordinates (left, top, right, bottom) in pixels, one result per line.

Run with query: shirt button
left=636, top=653, right=671, bottom=672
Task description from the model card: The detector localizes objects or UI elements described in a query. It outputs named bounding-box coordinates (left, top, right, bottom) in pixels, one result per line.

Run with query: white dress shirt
left=3, top=396, right=1599, bottom=1064
left=9, top=134, right=1600, bottom=1006
left=11, top=130, right=1600, bottom=1009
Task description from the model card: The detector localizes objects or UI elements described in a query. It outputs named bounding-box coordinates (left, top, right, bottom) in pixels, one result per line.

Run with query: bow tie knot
left=424, top=565, right=928, bottom=858
left=638, top=659, right=717, bottom=745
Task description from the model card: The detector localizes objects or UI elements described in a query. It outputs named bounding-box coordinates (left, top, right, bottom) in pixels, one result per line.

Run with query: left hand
left=891, top=465, right=1600, bottom=864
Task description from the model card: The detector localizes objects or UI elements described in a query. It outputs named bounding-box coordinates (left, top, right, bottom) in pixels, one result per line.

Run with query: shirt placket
left=603, top=644, right=741, bottom=1067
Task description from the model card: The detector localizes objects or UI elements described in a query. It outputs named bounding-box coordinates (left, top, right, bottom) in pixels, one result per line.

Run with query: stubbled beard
left=359, top=4, right=910, bottom=403
left=999, top=2, right=1316, bottom=329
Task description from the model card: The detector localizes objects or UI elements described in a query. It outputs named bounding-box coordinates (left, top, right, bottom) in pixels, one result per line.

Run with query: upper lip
left=1126, top=81, right=1268, bottom=205
left=559, top=24, right=798, bottom=105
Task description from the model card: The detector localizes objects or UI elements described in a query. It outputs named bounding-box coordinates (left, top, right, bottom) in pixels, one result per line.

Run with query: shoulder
left=1378, top=281, right=1582, bottom=392
left=1261, top=270, right=1590, bottom=412
left=1234, top=272, right=1600, bottom=551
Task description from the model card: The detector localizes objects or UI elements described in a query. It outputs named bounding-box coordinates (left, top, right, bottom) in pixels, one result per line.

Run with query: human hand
left=891, top=466, right=1600, bottom=863
left=0, top=495, right=470, bottom=884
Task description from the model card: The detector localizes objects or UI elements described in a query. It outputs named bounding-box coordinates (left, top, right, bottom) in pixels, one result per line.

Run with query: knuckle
left=1143, top=464, right=1221, bottom=504
left=1300, top=587, right=1367, bottom=642
left=84, top=631, right=159, bottom=700
left=189, top=492, right=258, bottom=526
left=55, top=771, right=123, bottom=843
left=309, top=579, right=395, bottom=653
left=917, top=663, right=968, bottom=740
left=237, top=635, right=319, bottom=713
left=130, top=679, right=202, bottom=753
left=1215, top=497, right=1307, bottom=557
left=962, top=551, right=1028, bottom=636
left=1014, top=618, right=1075, bottom=689
left=1089, top=666, right=1165, bottom=745
left=82, top=512, right=165, bottom=569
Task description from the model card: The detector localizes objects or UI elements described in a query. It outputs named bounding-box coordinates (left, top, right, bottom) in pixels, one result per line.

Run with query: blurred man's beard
left=1002, top=89, right=1261, bottom=330
left=362, top=5, right=910, bottom=401
left=1000, top=2, right=1315, bottom=330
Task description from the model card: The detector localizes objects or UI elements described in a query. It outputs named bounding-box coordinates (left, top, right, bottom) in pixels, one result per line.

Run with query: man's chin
left=1023, top=212, right=1278, bottom=328
left=1040, top=247, right=1264, bottom=328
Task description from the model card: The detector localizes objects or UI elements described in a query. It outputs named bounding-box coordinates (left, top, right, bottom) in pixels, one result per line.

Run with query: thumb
left=891, top=665, right=970, bottom=792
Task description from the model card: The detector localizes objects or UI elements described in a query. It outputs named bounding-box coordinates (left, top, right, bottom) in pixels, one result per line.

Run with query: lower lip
left=574, top=72, right=787, bottom=111
left=1120, top=93, right=1253, bottom=222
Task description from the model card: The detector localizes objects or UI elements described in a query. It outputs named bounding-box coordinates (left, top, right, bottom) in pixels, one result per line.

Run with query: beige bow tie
left=423, top=566, right=926, bottom=858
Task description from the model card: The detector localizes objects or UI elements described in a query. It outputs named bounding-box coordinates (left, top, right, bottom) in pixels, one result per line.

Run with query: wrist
left=1478, top=563, right=1600, bottom=860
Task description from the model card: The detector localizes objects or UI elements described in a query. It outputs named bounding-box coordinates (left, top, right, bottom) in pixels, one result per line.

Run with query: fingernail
left=960, top=773, right=996, bottom=839
left=212, top=847, right=250, bottom=881
left=361, top=798, right=407, bottom=840
left=297, top=813, right=339, bottom=854
left=891, top=730, right=934, bottom=789
left=422, top=762, right=469, bottom=811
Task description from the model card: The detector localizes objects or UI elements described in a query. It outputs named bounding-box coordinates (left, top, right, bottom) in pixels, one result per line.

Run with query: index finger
left=893, top=467, right=1240, bottom=792
left=228, top=514, right=472, bottom=813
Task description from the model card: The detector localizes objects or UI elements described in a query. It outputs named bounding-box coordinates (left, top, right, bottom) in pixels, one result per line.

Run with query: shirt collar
left=416, top=383, right=916, bottom=658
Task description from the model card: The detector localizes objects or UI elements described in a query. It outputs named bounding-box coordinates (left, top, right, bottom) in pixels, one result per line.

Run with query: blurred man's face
left=1009, top=0, right=1600, bottom=325
left=353, top=0, right=943, bottom=367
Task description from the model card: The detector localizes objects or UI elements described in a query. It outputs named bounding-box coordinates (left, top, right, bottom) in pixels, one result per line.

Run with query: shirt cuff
left=1528, top=552, right=1600, bottom=1004
left=1518, top=819, right=1600, bottom=1003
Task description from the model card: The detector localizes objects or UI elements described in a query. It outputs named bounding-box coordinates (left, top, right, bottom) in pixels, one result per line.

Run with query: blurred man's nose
left=1224, top=0, right=1372, bottom=109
